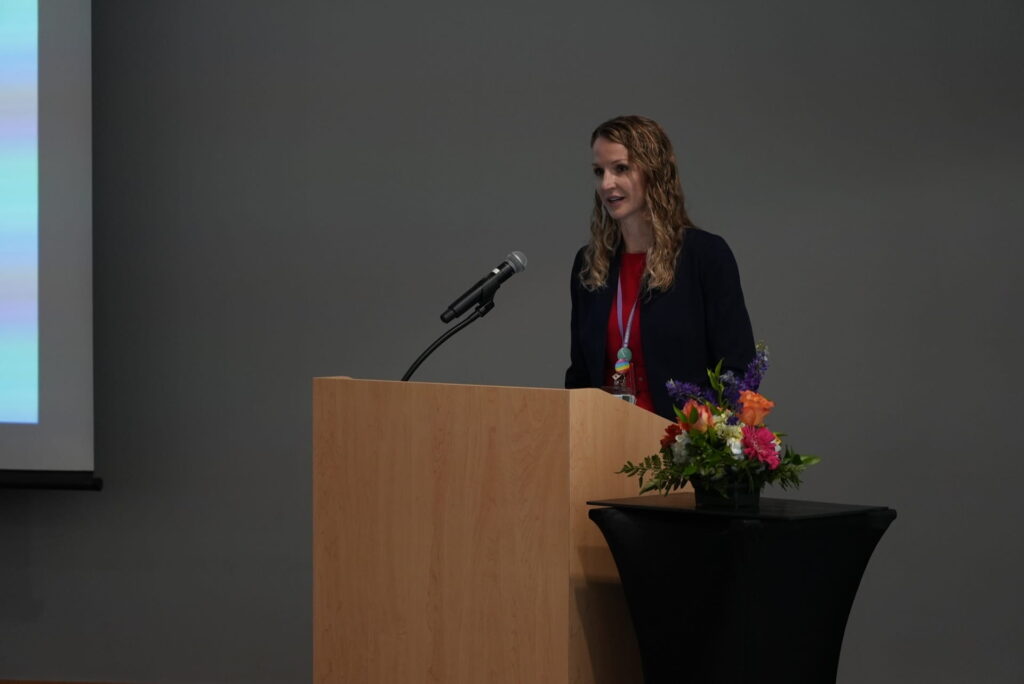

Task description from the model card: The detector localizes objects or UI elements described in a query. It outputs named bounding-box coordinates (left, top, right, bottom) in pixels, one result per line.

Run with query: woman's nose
left=600, top=173, right=616, bottom=191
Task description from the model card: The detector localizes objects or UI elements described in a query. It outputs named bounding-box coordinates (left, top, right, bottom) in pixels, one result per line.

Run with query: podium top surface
left=587, top=492, right=895, bottom=521
left=314, top=376, right=565, bottom=392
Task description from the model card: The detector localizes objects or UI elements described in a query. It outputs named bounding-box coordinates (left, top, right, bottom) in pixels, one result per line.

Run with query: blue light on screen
left=0, top=0, right=38, bottom=423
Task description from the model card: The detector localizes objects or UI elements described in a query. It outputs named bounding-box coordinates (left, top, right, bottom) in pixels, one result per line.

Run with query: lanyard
left=614, top=271, right=641, bottom=373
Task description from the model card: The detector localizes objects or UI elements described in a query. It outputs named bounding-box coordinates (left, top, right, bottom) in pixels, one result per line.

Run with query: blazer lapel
left=587, top=254, right=619, bottom=386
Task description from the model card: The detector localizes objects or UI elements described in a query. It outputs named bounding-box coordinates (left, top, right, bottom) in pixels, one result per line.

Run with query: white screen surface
left=0, top=0, right=93, bottom=474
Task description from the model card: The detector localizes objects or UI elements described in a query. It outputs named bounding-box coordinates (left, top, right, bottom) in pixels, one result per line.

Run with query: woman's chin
left=605, top=205, right=628, bottom=220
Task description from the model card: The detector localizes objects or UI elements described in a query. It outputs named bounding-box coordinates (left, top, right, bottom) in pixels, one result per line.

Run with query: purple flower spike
left=666, top=380, right=713, bottom=405
left=720, top=370, right=741, bottom=409
left=738, top=344, right=770, bottom=393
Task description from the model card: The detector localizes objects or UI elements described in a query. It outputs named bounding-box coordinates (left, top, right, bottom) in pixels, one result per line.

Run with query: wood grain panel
left=314, top=378, right=570, bottom=684
left=568, top=389, right=672, bottom=684
left=314, top=378, right=673, bottom=684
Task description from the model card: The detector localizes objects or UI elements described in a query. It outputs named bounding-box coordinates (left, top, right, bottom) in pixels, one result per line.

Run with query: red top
left=604, top=252, right=654, bottom=412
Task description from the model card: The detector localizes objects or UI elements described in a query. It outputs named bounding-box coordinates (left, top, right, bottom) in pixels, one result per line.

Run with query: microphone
left=440, top=251, right=527, bottom=323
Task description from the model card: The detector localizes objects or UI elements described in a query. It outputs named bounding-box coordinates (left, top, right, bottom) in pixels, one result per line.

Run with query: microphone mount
left=401, top=292, right=496, bottom=382
left=402, top=250, right=526, bottom=382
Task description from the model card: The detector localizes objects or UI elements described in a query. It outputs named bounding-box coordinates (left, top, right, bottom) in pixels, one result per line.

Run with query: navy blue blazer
left=565, top=228, right=756, bottom=420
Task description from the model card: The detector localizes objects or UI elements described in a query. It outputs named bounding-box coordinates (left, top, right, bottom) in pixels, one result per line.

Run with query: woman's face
left=592, top=137, right=647, bottom=223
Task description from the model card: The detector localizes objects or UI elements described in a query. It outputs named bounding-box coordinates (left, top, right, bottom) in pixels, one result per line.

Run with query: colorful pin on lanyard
left=614, top=271, right=640, bottom=374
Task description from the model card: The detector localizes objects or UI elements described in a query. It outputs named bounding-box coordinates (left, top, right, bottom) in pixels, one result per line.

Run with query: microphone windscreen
left=507, top=251, right=528, bottom=273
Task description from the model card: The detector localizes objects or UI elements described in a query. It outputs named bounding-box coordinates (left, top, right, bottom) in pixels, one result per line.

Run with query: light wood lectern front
left=313, top=378, right=670, bottom=684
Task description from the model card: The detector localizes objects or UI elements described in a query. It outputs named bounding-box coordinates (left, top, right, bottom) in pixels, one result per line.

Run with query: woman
left=565, top=115, right=755, bottom=420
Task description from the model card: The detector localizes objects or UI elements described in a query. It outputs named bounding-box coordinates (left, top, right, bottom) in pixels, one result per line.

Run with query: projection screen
left=0, top=0, right=96, bottom=488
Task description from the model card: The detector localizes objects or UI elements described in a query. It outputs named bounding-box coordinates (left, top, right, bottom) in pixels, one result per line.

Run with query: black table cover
left=588, top=493, right=896, bottom=684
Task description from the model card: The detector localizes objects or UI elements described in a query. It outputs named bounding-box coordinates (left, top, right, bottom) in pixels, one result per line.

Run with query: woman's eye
left=615, top=164, right=629, bottom=173
left=592, top=168, right=603, bottom=177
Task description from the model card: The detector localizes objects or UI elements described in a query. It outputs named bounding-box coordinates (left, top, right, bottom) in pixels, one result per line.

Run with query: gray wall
left=2, top=1, right=1022, bottom=681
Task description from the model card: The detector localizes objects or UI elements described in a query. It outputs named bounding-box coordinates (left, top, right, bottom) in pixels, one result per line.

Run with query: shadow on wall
left=0, top=494, right=42, bottom=623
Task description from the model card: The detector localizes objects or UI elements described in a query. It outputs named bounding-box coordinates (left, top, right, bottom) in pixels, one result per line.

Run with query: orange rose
left=679, top=399, right=714, bottom=433
left=739, top=390, right=774, bottom=426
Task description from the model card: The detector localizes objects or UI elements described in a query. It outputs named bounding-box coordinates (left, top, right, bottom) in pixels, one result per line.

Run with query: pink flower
left=742, top=425, right=781, bottom=470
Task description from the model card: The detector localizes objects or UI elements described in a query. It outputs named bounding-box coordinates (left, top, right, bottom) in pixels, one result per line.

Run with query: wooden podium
left=313, top=378, right=670, bottom=684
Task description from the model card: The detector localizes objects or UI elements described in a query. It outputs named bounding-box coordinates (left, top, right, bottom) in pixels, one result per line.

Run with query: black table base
left=588, top=494, right=896, bottom=684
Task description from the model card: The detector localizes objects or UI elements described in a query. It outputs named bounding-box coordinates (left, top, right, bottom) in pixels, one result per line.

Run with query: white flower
left=727, top=437, right=744, bottom=460
left=671, top=432, right=690, bottom=465
left=715, top=422, right=743, bottom=442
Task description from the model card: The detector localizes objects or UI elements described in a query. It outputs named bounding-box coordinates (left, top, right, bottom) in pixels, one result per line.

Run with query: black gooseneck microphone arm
left=400, top=285, right=498, bottom=382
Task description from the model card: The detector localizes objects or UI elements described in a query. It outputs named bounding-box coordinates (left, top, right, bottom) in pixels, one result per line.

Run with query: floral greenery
left=619, top=344, right=820, bottom=497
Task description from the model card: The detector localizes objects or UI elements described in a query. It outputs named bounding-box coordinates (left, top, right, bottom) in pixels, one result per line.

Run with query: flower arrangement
left=618, top=344, right=820, bottom=498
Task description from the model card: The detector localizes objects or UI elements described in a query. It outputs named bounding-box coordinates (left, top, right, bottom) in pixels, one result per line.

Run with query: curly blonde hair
left=580, top=115, right=694, bottom=291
